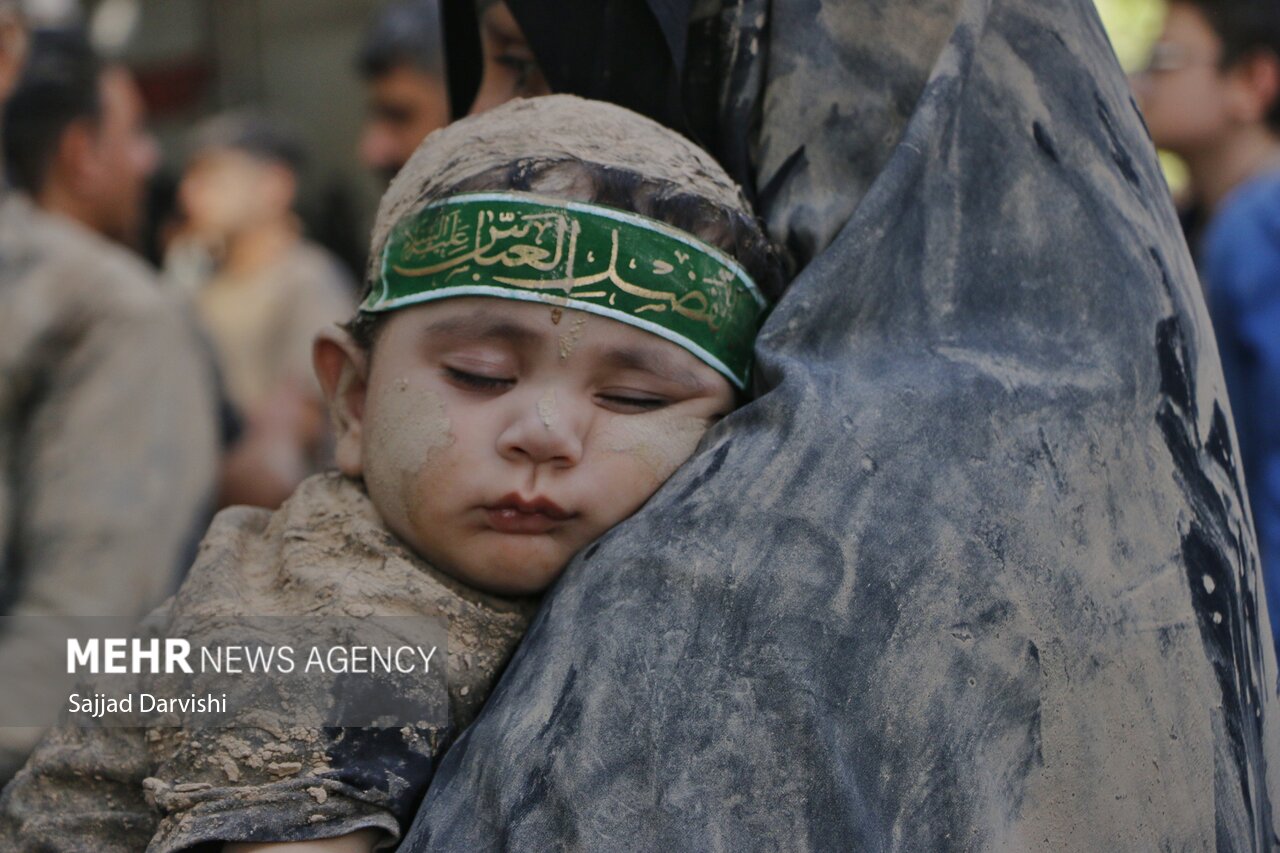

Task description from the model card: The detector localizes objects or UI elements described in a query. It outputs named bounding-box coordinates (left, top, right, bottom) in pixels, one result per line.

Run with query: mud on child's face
left=341, top=298, right=734, bottom=595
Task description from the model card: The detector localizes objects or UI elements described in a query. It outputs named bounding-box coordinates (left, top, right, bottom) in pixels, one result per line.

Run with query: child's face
left=316, top=298, right=735, bottom=595
left=180, top=148, right=293, bottom=240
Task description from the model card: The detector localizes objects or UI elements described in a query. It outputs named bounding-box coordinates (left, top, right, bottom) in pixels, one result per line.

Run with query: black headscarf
left=409, top=0, right=1280, bottom=848
left=442, top=0, right=689, bottom=123
left=440, top=0, right=755, bottom=187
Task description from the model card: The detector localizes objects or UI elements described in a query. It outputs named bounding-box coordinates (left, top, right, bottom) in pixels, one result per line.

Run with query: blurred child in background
left=166, top=112, right=355, bottom=508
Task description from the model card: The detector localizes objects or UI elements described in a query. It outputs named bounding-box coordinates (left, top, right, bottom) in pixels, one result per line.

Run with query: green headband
left=361, top=192, right=769, bottom=389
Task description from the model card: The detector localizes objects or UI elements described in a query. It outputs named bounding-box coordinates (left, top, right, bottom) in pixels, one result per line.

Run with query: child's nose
left=496, top=390, right=584, bottom=467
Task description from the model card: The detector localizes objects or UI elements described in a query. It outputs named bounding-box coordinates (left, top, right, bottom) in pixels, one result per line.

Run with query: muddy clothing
left=412, top=0, right=1280, bottom=849
left=185, top=239, right=354, bottom=414
left=0, top=193, right=220, bottom=781
left=1197, top=170, right=1280, bottom=661
left=0, top=474, right=533, bottom=851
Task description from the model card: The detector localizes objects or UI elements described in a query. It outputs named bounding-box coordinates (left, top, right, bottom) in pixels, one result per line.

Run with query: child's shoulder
left=139, top=473, right=537, bottom=848
left=178, top=473, right=535, bottom=719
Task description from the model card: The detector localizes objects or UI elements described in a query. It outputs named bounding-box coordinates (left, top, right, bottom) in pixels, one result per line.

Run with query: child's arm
left=139, top=480, right=447, bottom=851
left=0, top=602, right=179, bottom=850
left=0, top=724, right=153, bottom=851
left=146, top=725, right=425, bottom=851
left=225, top=828, right=381, bottom=852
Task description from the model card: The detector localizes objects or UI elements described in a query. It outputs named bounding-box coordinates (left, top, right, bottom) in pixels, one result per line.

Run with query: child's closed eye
left=443, top=366, right=514, bottom=392
left=596, top=392, right=670, bottom=413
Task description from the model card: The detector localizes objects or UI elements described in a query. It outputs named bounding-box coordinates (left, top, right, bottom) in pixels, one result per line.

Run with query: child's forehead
left=381, top=297, right=722, bottom=386
left=390, top=297, right=652, bottom=350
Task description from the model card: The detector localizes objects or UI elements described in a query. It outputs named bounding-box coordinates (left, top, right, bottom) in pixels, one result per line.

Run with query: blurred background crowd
left=0, top=0, right=1276, bottom=782
left=0, top=0, right=553, bottom=780
left=1, top=0, right=551, bottom=512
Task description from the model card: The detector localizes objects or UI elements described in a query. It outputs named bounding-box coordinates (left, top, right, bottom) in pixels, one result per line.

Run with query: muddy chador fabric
left=0, top=474, right=533, bottom=851
left=0, top=192, right=220, bottom=782
left=407, top=0, right=1280, bottom=849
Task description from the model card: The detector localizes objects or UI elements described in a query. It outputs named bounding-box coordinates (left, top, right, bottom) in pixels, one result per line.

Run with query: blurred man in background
left=166, top=112, right=354, bottom=509
left=0, top=0, right=19, bottom=88
left=357, top=0, right=449, bottom=181
left=5, top=29, right=157, bottom=247
left=1135, top=0, right=1280, bottom=652
left=0, top=26, right=219, bottom=781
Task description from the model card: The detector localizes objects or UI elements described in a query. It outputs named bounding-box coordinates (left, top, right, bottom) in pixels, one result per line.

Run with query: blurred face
left=318, top=298, right=735, bottom=595
left=360, top=63, right=449, bottom=181
left=469, top=1, right=551, bottom=115
left=179, top=147, right=294, bottom=240
left=81, top=68, right=158, bottom=245
left=0, top=4, right=27, bottom=105
left=1132, top=3, right=1233, bottom=156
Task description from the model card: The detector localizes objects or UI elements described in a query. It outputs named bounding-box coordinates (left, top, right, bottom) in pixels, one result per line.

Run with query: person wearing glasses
left=1134, top=0, right=1280, bottom=660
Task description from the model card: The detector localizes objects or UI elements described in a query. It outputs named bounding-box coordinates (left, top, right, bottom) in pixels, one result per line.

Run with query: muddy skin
left=596, top=414, right=711, bottom=488
left=536, top=389, right=557, bottom=430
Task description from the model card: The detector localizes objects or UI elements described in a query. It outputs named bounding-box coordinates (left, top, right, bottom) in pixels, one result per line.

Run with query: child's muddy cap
left=361, top=95, right=777, bottom=389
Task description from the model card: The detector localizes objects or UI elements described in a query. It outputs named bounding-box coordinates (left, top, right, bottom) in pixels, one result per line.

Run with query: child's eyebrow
left=599, top=346, right=712, bottom=392
left=420, top=314, right=543, bottom=346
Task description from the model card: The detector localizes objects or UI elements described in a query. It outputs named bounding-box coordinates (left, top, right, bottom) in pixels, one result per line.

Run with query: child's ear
left=313, top=327, right=369, bottom=478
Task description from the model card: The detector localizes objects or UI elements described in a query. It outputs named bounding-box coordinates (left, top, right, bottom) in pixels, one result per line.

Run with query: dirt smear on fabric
left=135, top=474, right=536, bottom=845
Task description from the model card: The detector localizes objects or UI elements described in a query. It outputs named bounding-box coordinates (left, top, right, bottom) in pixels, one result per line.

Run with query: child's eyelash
left=442, top=369, right=667, bottom=410
left=444, top=367, right=512, bottom=391
left=599, top=394, right=667, bottom=411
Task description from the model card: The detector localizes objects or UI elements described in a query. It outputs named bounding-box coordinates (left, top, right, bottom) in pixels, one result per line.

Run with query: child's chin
left=466, top=568, right=561, bottom=597
left=453, top=544, right=568, bottom=596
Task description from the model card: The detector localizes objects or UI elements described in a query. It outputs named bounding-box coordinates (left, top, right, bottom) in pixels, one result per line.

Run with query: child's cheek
left=595, top=413, right=710, bottom=487
left=364, top=383, right=456, bottom=524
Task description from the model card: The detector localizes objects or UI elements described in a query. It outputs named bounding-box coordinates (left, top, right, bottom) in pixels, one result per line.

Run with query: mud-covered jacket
left=0, top=474, right=534, bottom=851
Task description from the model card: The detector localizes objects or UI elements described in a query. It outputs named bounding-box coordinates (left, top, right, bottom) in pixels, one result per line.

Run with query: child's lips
left=484, top=508, right=564, bottom=534
left=484, top=494, right=576, bottom=534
